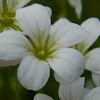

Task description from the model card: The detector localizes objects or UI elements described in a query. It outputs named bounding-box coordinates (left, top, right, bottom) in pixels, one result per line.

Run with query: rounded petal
left=81, top=18, right=100, bottom=53
left=59, top=77, right=85, bottom=100
left=0, top=30, right=31, bottom=60
left=92, top=72, right=100, bottom=86
left=54, top=73, right=69, bottom=84
left=68, top=0, right=82, bottom=18
left=85, top=48, right=100, bottom=74
left=49, top=18, right=88, bottom=48
left=83, top=87, right=100, bottom=100
left=0, top=59, right=21, bottom=67
left=17, top=55, right=50, bottom=91
left=47, top=48, right=85, bottom=83
left=16, top=4, right=51, bottom=40
left=34, top=94, right=54, bottom=100
left=8, top=0, right=31, bottom=12
left=45, top=6, right=52, bottom=17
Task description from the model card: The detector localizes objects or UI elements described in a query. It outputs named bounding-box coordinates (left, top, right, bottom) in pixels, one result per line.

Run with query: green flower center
left=25, top=33, right=58, bottom=61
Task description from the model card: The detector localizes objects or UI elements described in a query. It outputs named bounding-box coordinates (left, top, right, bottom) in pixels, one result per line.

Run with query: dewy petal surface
left=17, top=55, right=50, bottom=91
left=83, top=87, right=100, bottom=100
left=47, top=48, right=85, bottom=83
left=92, top=72, right=100, bottom=86
left=68, top=0, right=82, bottom=18
left=59, top=77, right=86, bottom=100
left=0, top=30, right=31, bottom=60
left=34, top=94, right=54, bottom=100
left=16, top=4, right=51, bottom=41
left=49, top=18, right=88, bottom=48
left=85, top=48, right=100, bottom=74
left=81, top=18, right=100, bottom=53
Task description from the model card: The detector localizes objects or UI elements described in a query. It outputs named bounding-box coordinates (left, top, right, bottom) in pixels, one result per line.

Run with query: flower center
left=0, top=12, right=15, bottom=26
left=25, top=34, right=58, bottom=61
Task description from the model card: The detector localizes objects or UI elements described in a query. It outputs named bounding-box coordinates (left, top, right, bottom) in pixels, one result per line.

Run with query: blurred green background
left=0, top=0, right=100, bottom=100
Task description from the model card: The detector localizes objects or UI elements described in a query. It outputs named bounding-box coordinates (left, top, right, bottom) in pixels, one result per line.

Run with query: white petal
left=8, top=0, right=31, bottom=12
left=54, top=73, right=69, bottom=84
left=16, top=4, right=51, bottom=42
left=0, top=59, right=21, bottom=67
left=85, top=48, right=100, bottom=74
left=34, top=94, right=54, bottom=100
left=0, top=30, right=31, bottom=60
left=82, top=88, right=90, bottom=98
left=49, top=18, right=88, bottom=48
left=45, top=6, right=52, bottom=17
left=47, top=48, right=85, bottom=83
left=68, top=0, right=82, bottom=18
left=92, top=72, right=100, bottom=86
left=81, top=18, right=100, bottom=53
left=83, top=87, right=100, bottom=100
left=0, top=0, right=3, bottom=12
left=17, top=55, right=50, bottom=91
left=59, top=77, right=85, bottom=100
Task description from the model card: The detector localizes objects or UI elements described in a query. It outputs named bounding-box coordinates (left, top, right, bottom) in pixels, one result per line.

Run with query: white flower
left=79, top=18, right=100, bottom=87
left=68, top=0, right=82, bottom=18
left=33, top=77, right=90, bottom=100
left=54, top=18, right=100, bottom=85
left=34, top=84, right=100, bottom=100
left=0, top=4, right=88, bottom=91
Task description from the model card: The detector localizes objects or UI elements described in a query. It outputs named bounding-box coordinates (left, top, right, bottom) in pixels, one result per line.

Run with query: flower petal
left=59, top=77, right=85, bottom=100
left=92, top=72, right=100, bottom=86
left=81, top=18, right=100, bottom=53
left=49, top=18, right=88, bottom=48
left=8, top=0, right=31, bottom=12
left=45, top=6, right=52, bottom=17
left=0, top=30, right=31, bottom=60
left=83, top=87, right=100, bottom=100
left=54, top=73, right=69, bottom=84
left=47, top=48, right=85, bottom=83
left=68, top=0, right=82, bottom=18
left=34, top=94, right=54, bottom=100
left=16, top=4, right=51, bottom=41
left=17, top=55, right=50, bottom=91
left=0, top=59, right=21, bottom=67
left=85, top=48, right=100, bottom=74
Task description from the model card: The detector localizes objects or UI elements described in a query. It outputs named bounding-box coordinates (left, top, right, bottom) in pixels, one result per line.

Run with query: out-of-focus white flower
left=68, top=0, right=82, bottom=18
left=0, top=4, right=88, bottom=90
left=33, top=77, right=90, bottom=100
left=0, top=0, right=31, bottom=67
left=54, top=18, right=100, bottom=86
left=34, top=86, right=100, bottom=100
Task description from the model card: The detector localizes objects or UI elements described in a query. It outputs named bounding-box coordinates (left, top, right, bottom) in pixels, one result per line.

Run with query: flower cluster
left=0, top=0, right=100, bottom=100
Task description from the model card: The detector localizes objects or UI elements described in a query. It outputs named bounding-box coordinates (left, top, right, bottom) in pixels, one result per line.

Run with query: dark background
left=0, top=0, right=100, bottom=100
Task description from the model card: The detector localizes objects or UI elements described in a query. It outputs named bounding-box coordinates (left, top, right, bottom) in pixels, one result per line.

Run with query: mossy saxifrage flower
left=0, top=4, right=89, bottom=91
